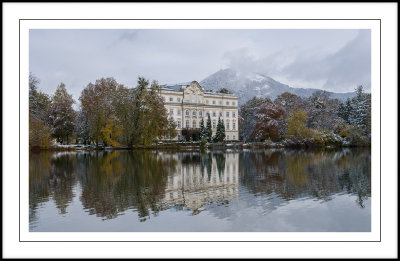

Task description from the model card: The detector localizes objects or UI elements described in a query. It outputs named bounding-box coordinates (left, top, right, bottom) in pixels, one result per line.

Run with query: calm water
left=29, top=148, right=371, bottom=232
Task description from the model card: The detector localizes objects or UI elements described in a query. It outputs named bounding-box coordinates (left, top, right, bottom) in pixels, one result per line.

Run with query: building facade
left=160, top=81, right=239, bottom=141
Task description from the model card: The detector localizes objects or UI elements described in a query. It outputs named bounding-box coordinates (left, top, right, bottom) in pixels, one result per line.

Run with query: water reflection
left=29, top=148, right=371, bottom=231
left=163, top=152, right=239, bottom=215
left=239, top=149, right=371, bottom=207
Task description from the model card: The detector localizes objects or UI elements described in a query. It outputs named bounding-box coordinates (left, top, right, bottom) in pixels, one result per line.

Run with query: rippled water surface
left=29, top=148, right=371, bottom=232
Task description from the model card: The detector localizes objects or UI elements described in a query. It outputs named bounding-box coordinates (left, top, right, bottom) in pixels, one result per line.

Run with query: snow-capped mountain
left=200, top=68, right=356, bottom=105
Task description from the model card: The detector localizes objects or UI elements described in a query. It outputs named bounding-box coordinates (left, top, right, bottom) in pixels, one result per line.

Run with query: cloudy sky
left=30, top=29, right=371, bottom=102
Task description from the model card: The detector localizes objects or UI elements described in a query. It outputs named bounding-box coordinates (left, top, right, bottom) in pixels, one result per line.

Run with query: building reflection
left=162, top=152, right=239, bottom=213
left=29, top=148, right=371, bottom=227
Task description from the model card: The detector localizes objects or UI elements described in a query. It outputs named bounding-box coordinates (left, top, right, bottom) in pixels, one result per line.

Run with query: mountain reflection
left=29, top=148, right=371, bottom=224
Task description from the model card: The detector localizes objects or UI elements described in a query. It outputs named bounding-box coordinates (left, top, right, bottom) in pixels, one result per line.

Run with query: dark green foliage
left=213, top=117, right=226, bottom=142
left=199, top=118, right=207, bottom=140
left=217, top=88, right=232, bottom=94
left=205, top=114, right=212, bottom=142
left=181, top=128, right=200, bottom=141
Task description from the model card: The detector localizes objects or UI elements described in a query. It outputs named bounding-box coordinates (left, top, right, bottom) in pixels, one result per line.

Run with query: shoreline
left=31, top=141, right=370, bottom=152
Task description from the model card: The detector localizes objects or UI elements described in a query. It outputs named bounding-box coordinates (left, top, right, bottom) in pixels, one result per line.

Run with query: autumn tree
left=134, top=79, right=168, bottom=146
left=286, top=109, right=308, bottom=139
left=239, top=97, right=267, bottom=142
left=48, top=83, right=77, bottom=144
left=275, top=92, right=304, bottom=114
left=112, top=85, right=136, bottom=146
left=251, top=101, right=284, bottom=141
left=274, top=92, right=304, bottom=138
left=79, top=77, right=120, bottom=146
left=101, top=115, right=123, bottom=147
left=29, top=73, right=52, bottom=149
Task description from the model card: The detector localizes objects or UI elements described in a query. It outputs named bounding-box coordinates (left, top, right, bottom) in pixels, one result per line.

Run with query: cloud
left=223, top=30, right=370, bottom=93
left=29, top=29, right=371, bottom=108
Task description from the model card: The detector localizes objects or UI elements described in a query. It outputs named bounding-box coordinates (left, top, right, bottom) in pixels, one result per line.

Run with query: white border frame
left=3, top=3, right=397, bottom=258
left=19, top=18, right=381, bottom=243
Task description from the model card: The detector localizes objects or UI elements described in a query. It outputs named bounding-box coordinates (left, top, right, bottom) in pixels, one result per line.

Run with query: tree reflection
left=29, top=152, right=52, bottom=224
left=30, top=148, right=371, bottom=228
left=79, top=151, right=177, bottom=221
left=239, top=148, right=371, bottom=207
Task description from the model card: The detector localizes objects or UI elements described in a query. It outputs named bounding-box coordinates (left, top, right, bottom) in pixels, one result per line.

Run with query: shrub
left=346, top=125, right=370, bottom=146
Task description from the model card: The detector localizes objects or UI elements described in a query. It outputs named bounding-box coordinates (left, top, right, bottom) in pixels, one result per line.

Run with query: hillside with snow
left=200, top=68, right=356, bottom=105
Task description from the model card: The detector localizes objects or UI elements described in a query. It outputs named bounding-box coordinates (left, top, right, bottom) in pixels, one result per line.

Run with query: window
left=213, top=122, right=216, bottom=129
left=207, top=112, right=210, bottom=117
left=213, top=112, right=216, bottom=117
left=177, top=98, right=181, bottom=102
left=169, top=97, right=173, bottom=102
left=193, top=110, right=196, bottom=116
left=226, top=111, right=230, bottom=117
left=193, top=121, right=196, bottom=128
left=233, top=122, right=236, bottom=130
left=232, top=102, right=235, bottom=106
left=219, top=112, right=223, bottom=117
left=233, top=112, right=236, bottom=117
left=212, top=100, right=216, bottom=105
left=169, top=109, right=173, bottom=115
left=227, top=135, right=230, bottom=140
left=226, top=101, right=230, bottom=105
left=219, top=101, right=222, bottom=105
left=233, top=135, right=236, bottom=140
left=227, top=123, right=230, bottom=130
left=186, top=110, right=189, bottom=116
left=186, top=120, right=189, bottom=128
left=206, top=100, right=209, bottom=104
left=177, top=110, right=181, bottom=115
left=199, top=111, right=202, bottom=116
left=177, top=121, right=181, bottom=128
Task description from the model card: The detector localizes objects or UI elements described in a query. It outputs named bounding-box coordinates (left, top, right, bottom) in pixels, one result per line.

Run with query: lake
left=29, top=148, right=371, bottom=232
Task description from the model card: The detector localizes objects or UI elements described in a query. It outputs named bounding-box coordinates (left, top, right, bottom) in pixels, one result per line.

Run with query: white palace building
left=160, top=81, right=239, bottom=141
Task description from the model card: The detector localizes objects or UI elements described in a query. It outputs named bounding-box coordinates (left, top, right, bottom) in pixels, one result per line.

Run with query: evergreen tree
left=221, top=119, right=226, bottom=141
left=205, top=114, right=212, bottom=142
left=167, top=117, right=178, bottom=140
left=75, top=109, right=90, bottom=145
left=214, top=117, right=226, bottom=142
left=348, top=85, right=370, bottom=135
left=199, top=118, right=206, bottom=140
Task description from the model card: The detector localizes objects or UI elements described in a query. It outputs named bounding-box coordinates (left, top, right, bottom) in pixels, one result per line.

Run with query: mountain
left=200, top=68, right=356, bottom=105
